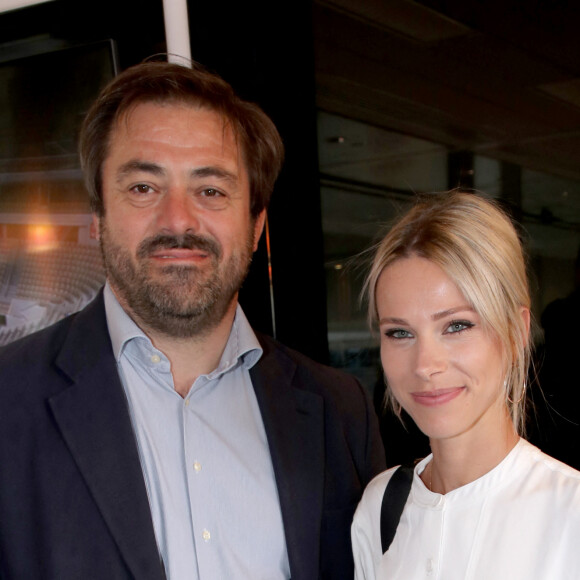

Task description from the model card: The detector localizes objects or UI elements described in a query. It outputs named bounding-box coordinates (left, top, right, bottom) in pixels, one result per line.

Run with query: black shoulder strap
left=380, top=465, right=414, bottom=554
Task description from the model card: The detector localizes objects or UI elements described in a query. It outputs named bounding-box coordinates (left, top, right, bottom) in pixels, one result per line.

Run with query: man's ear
left=252, top=210, right=266, bottom=252
left=91, top=214, right=100, bottom=240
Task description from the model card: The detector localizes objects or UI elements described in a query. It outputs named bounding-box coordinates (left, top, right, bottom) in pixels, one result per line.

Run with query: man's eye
left=131, top=184, right=153, bottom=194
left=201, top=188, right=223, bottom=198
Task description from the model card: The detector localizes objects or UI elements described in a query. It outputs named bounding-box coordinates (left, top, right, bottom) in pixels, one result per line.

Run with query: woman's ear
left=520, top=306, right=531, bottom=346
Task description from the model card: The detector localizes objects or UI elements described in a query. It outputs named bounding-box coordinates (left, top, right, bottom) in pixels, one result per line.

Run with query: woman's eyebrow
left=378, top=306, right=475, bottom=326
left=379, top=316, right=408, bottom=325
left=432, top=306, right=474, bottom=321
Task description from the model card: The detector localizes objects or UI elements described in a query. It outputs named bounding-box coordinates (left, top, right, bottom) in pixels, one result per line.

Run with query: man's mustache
left=136, top=233, right=221, bottom=260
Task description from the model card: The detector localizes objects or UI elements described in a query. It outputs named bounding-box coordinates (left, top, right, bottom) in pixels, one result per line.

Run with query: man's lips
left=149, top=248, right=209, bottom=260
left=137, top=233, right=221, bottom=262
left=411, top=387, right=465, bottom=407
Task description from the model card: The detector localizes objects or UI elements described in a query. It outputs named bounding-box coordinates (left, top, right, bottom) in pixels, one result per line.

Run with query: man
left=0, top=61, right=385, bottom=579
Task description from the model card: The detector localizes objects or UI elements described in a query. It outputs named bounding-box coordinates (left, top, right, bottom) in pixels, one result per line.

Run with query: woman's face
left=376, top=255, right=507, bottom=443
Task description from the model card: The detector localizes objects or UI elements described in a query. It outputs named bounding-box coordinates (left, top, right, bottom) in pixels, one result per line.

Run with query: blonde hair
left=363, top=191, right=532, bottom=434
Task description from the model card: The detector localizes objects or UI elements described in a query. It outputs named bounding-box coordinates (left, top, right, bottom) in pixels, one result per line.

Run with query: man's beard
left=99, top=221, right=254, bottom=338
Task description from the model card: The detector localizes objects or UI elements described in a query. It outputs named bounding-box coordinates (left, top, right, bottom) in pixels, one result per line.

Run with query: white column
left=162, top=0, right=192, bottom=65
left=0, top=0, right=54, bottom=14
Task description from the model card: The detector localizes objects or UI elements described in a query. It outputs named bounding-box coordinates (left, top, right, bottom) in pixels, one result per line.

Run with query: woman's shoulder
left=356, top=461, right=422, bottom=517
left=520, top=439, right=580, bottom=480
left=354, top=466, right=399, bottom=520
left=366, top=465, right=405, bottom=496
left=518, top=439, right=580, bottom=500
left=352, top=464, right=404, bottom=556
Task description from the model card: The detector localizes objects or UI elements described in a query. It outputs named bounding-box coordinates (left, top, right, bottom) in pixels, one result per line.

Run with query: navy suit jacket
left=0, top=292, right=385, bottom=579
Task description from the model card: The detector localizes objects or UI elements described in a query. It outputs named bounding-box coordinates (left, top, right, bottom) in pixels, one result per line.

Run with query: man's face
left=95, top=101, right=265, bottom=338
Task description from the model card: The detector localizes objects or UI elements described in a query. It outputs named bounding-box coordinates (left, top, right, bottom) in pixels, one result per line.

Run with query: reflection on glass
left=0, top=223, right=105, bottom=347
left=0, top=39, right=116, bottom=345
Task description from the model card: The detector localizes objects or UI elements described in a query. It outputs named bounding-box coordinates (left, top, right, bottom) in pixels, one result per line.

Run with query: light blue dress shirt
left=104, top=284, right=290, bottom=579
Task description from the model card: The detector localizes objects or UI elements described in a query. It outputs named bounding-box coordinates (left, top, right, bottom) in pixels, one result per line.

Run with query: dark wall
left=0, top=0, right=165, bottom=68
left=186, top=0, right=329, bottom=362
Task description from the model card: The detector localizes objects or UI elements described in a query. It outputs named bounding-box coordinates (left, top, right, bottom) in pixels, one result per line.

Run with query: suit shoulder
left=0, top=314, right=79, bottom=387
left=0, top=291, right=104, bottom=375
left=256, top=332, right=366, bottom=397
left=0, top=314, right=74, bottom=360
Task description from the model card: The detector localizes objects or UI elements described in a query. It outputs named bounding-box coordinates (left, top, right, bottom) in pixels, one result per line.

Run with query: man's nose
left=414, top=337, right=448, bottom=381
left=156, top=190, right=200, bottom=233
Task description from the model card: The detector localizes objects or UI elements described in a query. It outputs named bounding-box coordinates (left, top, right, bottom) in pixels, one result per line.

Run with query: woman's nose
left=414, top=337, right=448, bottom=381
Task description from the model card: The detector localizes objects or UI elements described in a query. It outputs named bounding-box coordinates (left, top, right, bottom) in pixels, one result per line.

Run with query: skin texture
left=94, top=102, right=265, bottom=395
left=376, top=256, right=521, bottom=492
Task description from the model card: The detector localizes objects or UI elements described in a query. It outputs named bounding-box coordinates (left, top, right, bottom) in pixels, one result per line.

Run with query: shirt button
left=150, top=354, right=161, bottom=364
left=202, top=529, right=211, bottom=542
left=184, top=399, right=190, bottom=407
left=193, top=461, right=202, bottom=473
left=426, top=558, right=434, bottom=575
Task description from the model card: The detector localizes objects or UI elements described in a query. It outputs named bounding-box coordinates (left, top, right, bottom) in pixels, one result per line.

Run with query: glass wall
left=319, top=111, right=580, bottom=397
left=318, top=111, right=447, bottom=393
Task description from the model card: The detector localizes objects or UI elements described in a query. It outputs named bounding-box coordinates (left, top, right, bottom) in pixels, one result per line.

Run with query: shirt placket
left=183, top=376, right=216, bottom=579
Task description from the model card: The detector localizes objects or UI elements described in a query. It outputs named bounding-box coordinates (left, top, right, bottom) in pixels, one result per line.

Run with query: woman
left=352, top=191, right=580, bottom=579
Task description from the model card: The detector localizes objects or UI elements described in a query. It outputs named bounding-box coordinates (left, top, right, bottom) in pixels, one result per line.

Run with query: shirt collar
left=104, top=282, right=144, bottom=362
left=103, top=281, right=263, bottom=372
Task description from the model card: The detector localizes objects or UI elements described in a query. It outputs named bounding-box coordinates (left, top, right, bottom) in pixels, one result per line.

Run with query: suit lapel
left=48, top=294, right=164, bottom=580
left=251, top=336, right=325, bottom=580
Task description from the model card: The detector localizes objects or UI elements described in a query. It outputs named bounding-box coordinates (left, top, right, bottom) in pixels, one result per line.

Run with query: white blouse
left=352, top=439, right=580, bottom=580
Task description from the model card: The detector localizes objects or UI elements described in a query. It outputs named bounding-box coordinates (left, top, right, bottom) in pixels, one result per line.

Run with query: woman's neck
left=422, top=413, right=519, bottom=494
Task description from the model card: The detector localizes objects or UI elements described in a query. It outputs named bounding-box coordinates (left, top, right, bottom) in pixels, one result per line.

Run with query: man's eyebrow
left=191, top=166, right=238, bottom=183
left=115, top=161, right=239, bottom=184
left=117, top=160, right=165, bottom=180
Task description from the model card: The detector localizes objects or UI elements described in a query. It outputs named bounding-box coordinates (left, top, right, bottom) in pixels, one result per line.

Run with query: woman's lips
left=411, top=387, right=465, bottom=407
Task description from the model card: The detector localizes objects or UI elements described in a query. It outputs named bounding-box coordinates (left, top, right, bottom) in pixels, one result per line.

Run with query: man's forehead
left=106, top=101, right=243, bottom=164
left=102, top=101, right=249, bottom=188
left=113, top=100, right=234, bottom=136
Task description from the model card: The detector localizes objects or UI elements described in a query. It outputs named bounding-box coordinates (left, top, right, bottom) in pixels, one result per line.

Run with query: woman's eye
left=385, top=329, right=412, bottom=339
left=446, top=320, right=474, bottom=334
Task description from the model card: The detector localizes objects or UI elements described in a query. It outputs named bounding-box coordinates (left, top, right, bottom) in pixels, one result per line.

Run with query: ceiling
left=313, top=0, right=580, bottom=182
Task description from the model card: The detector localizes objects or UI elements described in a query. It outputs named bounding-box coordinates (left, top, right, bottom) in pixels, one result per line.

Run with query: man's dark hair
left=79, top=60, right=284, bottom=218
